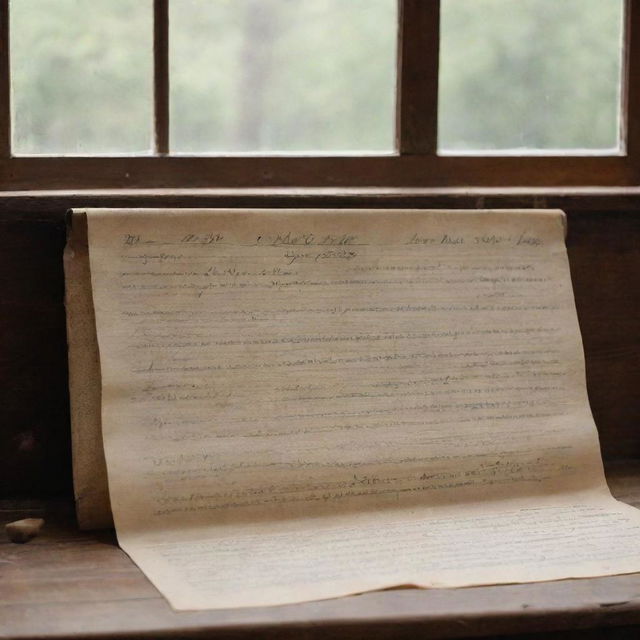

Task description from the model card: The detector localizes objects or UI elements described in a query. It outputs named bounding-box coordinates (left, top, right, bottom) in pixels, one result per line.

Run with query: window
left=0, top=0, right=638, bottom=189
left=438, top=0, right=624, bottom=153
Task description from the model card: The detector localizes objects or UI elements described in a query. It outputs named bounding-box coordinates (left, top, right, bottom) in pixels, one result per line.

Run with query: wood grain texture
left=567, top=211, right=640, bottom=459
left=0, top=213, right=71, bottom=499
left=397, top=0, right=440, bottom=154
left=0, top=0, right=10, bottom=157
left=623, top=0, right=640, bottom=163
left=1, top=155, right=638, bottom=190
left=153, top=0, right=169, bottom=155
left=4, top=188, right=640, bottom=215
left=1, top=461, right=640, bottom=640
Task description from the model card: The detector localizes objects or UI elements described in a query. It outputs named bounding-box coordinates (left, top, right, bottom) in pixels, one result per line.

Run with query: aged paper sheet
left=85, top=208, right=640, bottom=610
left=64, top=213, right=113, bottom=530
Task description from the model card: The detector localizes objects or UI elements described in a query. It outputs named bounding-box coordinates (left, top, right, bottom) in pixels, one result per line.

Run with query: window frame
left=0, top=0, right=638, bottom=190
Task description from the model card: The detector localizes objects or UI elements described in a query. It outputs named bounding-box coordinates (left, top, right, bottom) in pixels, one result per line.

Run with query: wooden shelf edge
left=2, top=187, right=640, bottom=218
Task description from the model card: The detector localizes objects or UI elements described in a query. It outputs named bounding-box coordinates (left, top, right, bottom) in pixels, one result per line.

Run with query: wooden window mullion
left=396, top=0, right=440, bottom=155
left=0, top=0, right=10, bottom=158
left=154, top=0, right=170, bottom=155
left=623, top=0, right=640, bottom=177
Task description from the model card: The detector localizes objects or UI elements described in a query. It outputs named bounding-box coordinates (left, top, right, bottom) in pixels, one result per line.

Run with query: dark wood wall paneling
left=0, top=197, right=638, bottom=497
left=0, top=210, right=70, bottom=497
left=567, top=211, right=640, bottom=459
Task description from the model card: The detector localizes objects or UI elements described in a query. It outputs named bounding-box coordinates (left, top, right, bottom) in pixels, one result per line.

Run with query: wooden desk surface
left=2, top=460, right=640, bottom=640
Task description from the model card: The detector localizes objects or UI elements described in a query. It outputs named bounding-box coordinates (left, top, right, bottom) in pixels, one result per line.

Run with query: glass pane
left=170, top=0, right=396, bottom=153
left=11, top=0, right=153, bottom=155
left=439, top=0, right=624, bottom=152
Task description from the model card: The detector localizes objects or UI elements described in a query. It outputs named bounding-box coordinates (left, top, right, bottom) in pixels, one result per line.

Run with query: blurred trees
left=11, top=0, right=153, bottom=153
left=439, top=0, right=623, bottom=150
left=169, top=0, right=396, bottom=152
left=9, top=0, right=624, bottom=154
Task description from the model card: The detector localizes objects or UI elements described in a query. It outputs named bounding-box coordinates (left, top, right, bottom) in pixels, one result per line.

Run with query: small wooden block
left=5, top=517, right=45, bottom=543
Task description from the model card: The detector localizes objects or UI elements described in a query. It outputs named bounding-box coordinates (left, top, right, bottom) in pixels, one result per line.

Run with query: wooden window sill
left=3, top=186, right=640, bottom=218
left=3, top=459, right=640, bottom=640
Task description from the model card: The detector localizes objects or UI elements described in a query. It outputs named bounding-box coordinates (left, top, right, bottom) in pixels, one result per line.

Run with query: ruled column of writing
left=97, top=216, right=594, bottom=524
